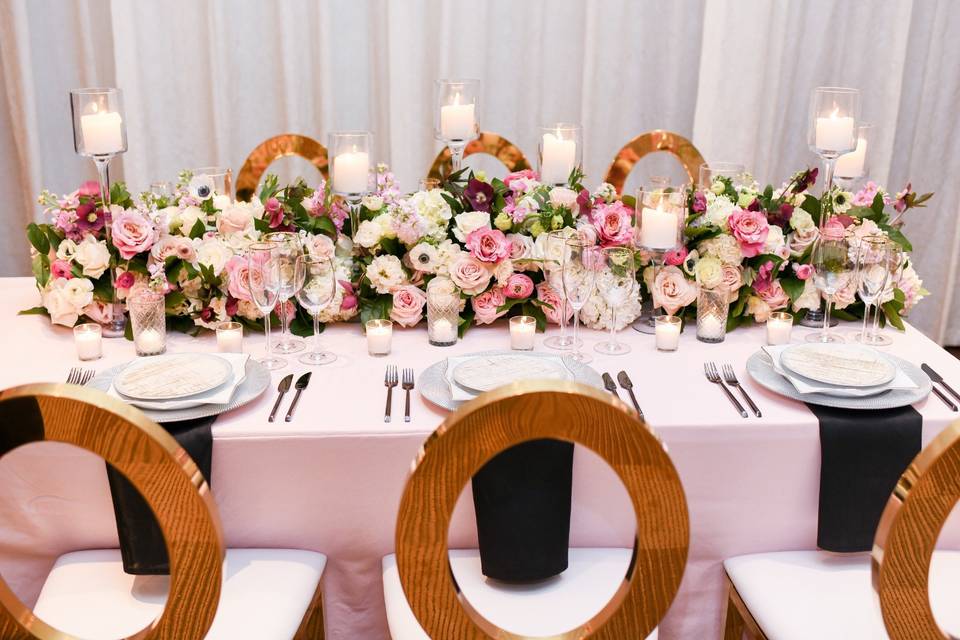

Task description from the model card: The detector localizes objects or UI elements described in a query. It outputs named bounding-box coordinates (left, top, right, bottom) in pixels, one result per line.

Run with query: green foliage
left=359, top=294, right=392, bottom=328
left=18, top=306, right=48, bottom=316
left=800, top=194, right=822, bottom=226
left=31, top=252, right=50, bottom=288
left=780, top=276, right=805, bottom=303
left=188, top=218, right=206, bottom=239
left=27, top=223, right=49, bottom=255
left=879, top=224, right=912, bottom=252
left=258, top=174, right=280, bottom=202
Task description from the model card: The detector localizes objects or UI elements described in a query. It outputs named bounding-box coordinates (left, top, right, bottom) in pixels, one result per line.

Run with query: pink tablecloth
left=1, top=276, right=959, bottom=639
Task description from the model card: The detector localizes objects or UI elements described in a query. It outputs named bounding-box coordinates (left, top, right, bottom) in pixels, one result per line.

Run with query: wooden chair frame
left=235, top=134, right=329, bottom=202
left=395, top=380, right=689, bottom=639
left=602, top=130, right=705, bottom=194
left=427, top=132, right=530, bottom=181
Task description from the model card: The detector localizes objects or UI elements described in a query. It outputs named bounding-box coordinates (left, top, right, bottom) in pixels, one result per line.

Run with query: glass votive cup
left=427, top=277, right=459, bottom=347
left=73, top=323, right=102, bottom=361
left=697, top=285, right=729, bottom=344
left=509, top=316, right=536, bottom=351
left=128, top=290, right=166, bottom=356
left=655, top=315, right=682, bottom=352
left=216, top=321, right=243, bottom=353
left=366, top=319, right=393, bottom=356
left=766, top=311, right=794, bottom=345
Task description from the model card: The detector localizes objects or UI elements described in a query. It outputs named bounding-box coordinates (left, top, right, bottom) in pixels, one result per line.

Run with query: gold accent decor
left=236, top=134, right=329, bottom=201
left=394, top=380, right=689, bottom=639
left=603, top=130, right=706, bottom=194
left=427, top=132, right=530, bottom=181
left=721, top=574, right=769, bottom=640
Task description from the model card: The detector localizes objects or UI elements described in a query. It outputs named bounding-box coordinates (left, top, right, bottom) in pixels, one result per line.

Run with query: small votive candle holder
left=366, top=319, right=393, bottom=356
left=510, top=316, right=536, bottom=351
left=427, top=278, right=459, bottom=347
left=73, top=323, right=102, bottom=361
left=766, top=311, right=794, bottom=345
left=655, top=315, right=681, bottom=352
left=216, top=321, right=243, bottom=353
left=129, top=290, right=166, bottom=356
left=697, top=285, right=729, bottom=344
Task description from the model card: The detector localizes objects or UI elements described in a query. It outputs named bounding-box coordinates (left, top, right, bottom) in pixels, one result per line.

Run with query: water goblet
left=856, top=240, right=903, bottom=346
left=295, top=255, right=338, bottom=366
left=593, top=246, right=635, bottom=355
left=263, top=231, right=305, bottom=354
left=562, top=239, right=597, bottom=363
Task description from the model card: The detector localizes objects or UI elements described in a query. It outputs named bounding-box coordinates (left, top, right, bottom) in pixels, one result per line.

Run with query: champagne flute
left=562, top=239, right=597, bottom=363
left=852, top=236, right=890, bottom=345
left=593, top=246, right=635, bottom=355
left=806, top=237, right=854, bottom=343
left=543, top=230, right=581, bottom=350
left=246, top=241, right=285, bottom=370
left=263, top=231, right=305, bottom=354
left=295, top=255, right=338, bottom=365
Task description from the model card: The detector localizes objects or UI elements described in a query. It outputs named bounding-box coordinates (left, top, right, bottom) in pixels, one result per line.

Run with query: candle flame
left=453, top=92, right=461, bottom=106
left=830, top=107, right=839, bottom=119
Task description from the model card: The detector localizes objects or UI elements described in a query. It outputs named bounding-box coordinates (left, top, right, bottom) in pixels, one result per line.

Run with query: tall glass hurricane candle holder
left=538, top=123, right=582, bottom=186
left=632, top=186, right=685, bottom=333
left=70, top=88, right=127, bottom=337
left=427, top=277, right=460, bottom=347
left=698, top=162, right=746, bottom=189
left=697, top=285, right=729, bottom=344
left=434, top=79, right=479, bottom=173
left=129, top=290, right=167, bottom=356
left=834, top=123, right=873, bottom=189
left=329, top=131, right=372, bottom=240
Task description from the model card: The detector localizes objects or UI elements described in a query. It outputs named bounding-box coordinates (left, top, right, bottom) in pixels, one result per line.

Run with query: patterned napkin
left=445, top=355, right=572, bottom=402
left=107, top=353, right=249, bottom=409
left=762, top=345, right=916, bottom=397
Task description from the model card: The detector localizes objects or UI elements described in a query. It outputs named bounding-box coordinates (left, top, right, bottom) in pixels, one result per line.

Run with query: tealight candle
left=216, top=321, right=243, bottom=353
left=332, top=148, right=370, bottom=194
left=541, top=132, right=576, bottom=185
left=640, top=206, right=679, bottom=249
left=440, top=93, right=476, bottom=140
left=655, top=315, right=681, bottom=352
left=80, top=109, right=123, bottom=155
left=766, top=312, right=794, bottom=345
left=73, top=323, right=102, bottom=361
left=431, top=318, right=457, bottom=345
left=815, top=110, right=855, bottom=152
left=509, top=316, right=536, bottom=351
left=135, top=328, right=165, bottom=356
left=366, top=319, right=393, bottom=356
left=698, top=315, right=725, bottom=341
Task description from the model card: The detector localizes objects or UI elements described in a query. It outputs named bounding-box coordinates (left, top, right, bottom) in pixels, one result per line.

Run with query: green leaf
left=189, top=218, right=206, bottom=239
left=830, top=308, right=858, bottom=322
left=253, top=216, right=272, bottom=234
left=521, top=301, right=548, bottom=332
left=27, top=223, right=50, bottom=255
left=164, top=291, right=186, bottom=312
left=879, top=224, right=912, bottom=252
left=801, top=195, right=822, bottom=226
left=780, top=276, right=805, bottom=303
left=359, top=295, right=392, bottom=328
left=31, top=252, right=50, bottom=288
left=91, top=274, right=113, bottom=301
left=313, top=215, right=336, bottom=237
left=870, top=192, right=886, bottom=217
left=18, top=306, right=48, bottom=316
left=495, top=297, right=527, bottom=314
left=458, top=309, right=475, bottom=338
left=881, top=300, right=905, bottom=330
left=42, top=225, right=62, bottom=251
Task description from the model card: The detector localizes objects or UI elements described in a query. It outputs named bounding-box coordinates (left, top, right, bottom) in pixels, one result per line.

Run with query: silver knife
left=285, top=372, right=312, bottom=422
left=268, top=374, right=294, bottom=423
left=602, top=373, right=621, bottom=401
left=616, top=371, right=644, bottom=419
left=922, top=364, right=960, bottom=404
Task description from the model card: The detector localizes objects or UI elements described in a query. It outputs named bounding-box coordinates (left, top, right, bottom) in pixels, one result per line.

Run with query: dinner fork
left=722, top=364, right=762, bottom=418
left=66, top=368, right=94, bottom=386
left=402, top=368, right=415, bottom=423
left=384, top=365, right=398, bottom=423
left=704, top=362, right=748, bottom=418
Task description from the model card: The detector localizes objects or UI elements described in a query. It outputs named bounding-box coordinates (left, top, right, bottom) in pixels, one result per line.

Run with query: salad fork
left=722, top=364, right=762, bottom=417
left=66, top=368, right=94, bottom=386
left=384, top=365, right=398, bottom=423
left=402, top=368, right=415, bottom=423
left=704, top=362, right=748, bottom=418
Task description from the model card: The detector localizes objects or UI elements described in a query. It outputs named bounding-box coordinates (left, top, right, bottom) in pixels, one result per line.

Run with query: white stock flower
left=73, top=235, right=111, bottom=279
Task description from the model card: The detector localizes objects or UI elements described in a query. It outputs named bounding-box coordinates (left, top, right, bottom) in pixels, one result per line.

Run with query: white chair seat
left=33, top=548, right=326, bottom=640
left=383, top=547, right=655, bottom=639
left=724, top=550, right=960, bottom=640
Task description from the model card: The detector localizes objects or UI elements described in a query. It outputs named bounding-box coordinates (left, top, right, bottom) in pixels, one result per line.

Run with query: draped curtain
left=1, top=0, right=957, bottom=344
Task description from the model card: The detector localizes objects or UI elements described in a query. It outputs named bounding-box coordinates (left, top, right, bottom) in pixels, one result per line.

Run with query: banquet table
left=1, top=275, right=959, bottom=640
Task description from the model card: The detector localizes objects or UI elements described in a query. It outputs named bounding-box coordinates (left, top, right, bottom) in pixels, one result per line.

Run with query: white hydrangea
left=434, top=240, right=463, bottom=276
left=789, top=208, right=815, bottom=232
left=579, top=290, right=643, bottom=331
left=698, top=233, right=742, bottom=265
left=409, top=189, right=452, bottom=239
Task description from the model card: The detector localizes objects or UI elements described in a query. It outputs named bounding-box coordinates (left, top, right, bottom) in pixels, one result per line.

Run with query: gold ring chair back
left=395, top=380, right=689, bottom=639
left=0, top=384, right=224, bottom=640
left=603, top=130, right=705, bottom=194
left=427, top=132, right=531, bottom=181
left=236, top=134, right=330, bottom=202
left=872, top=418, right=960, bottom=640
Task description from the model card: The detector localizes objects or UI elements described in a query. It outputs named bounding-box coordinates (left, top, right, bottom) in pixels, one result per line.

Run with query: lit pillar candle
left=216, top=322, right=243, bottom=353
left=835, top=136, right=867, bottom=178
left=655, top=316, right=681, bottom=352
left=815, top=109, right=855, bottom=151
left=366, top=319, right=393, bottom=356
left=509, top=316, right=536, bottom=351
left=332, top=149, right=370, bottom=194
left=766, top=312, right=794, bottom=345
left=440, top=94, right=476, bottom=140
left=641, top=207, right=679, bottom=249
left=73, top=323, right=103, bottom=361
left=80, top=110, right=123, bottom=155
left=541, top=132, right=576, bottom=184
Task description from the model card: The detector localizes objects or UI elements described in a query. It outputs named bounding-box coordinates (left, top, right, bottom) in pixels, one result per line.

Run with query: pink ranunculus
left=51, top=260, right=73, bottom=279
left=449, top=254, right=493, bottom=295
left=652, top=265, right=698, bottom=315
left=821, top=217, right=846, bottom=240
left=793, top=263, right=814, bottom=280
left=224, top=255, right=252, bottom=302
left=466, top=227, right=510, bottom=263
left=504, top=169, right=539, bottom=190
left=757, top=280, right=790, bottom=311
left=78, top=181, right=100, bottom=198
left=115, top=271, right=135, bottom=289
left=471, top=286, right=507, bottom=325
left=664, top=246, right=689, bottom=266
left=536, top=282, right=573, bottom=325
left=389, top=284, right=427, bottom=327
left=339, top=280, right=358, bottom=311
left=590, top=201, right=634, bottom=246
left=504, top=273, right=534, bottom=299
left=111, top=209, right=158, bottom=259
left=726, top=208, right=769, bottom=258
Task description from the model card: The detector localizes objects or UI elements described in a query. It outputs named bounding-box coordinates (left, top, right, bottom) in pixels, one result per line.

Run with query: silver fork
left=402, top=368, right=415, bottom=423
left=722, top=364, right=761, bottom=418
left=704, top=362, right=748, bottom=418
left=66, top=368, right=94, bottom=385
left=384, top=365, right=398, bottom=423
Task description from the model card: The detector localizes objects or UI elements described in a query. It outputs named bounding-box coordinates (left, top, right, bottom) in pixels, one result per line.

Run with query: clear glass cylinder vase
left=427, top=277, right=460, bottom=347
left=697, top=285, right=729, bottom=344
left=129, top=290, right=167, bottom=356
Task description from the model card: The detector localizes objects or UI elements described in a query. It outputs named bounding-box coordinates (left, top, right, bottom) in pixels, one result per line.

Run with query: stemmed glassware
left=698, top=162, right=746, bottom=189
left=632, top=186, right=685, bottom=333
left=562, top=239, right=597, bottom=363
left=543, top=230, right=580, bottom=350
left=854, top=238, right=903, bottom=346
left=247, top=241, right=286, bottom=370
left=434, top=79, right=479, bottom=173
left=263, top=231, right=305, bottom=354
left=295, top=255, right=338, bottom=366
left=189, top=166, right=234, bottom=199
left=329, top=131, right=372, bottom=240
left=593, top=247, right=635, bottom=355
left=807, top=237, right=855, bottom=343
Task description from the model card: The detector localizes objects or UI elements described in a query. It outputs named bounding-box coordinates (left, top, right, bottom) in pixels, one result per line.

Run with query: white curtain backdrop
left=1, top=0, right=957, bottom=343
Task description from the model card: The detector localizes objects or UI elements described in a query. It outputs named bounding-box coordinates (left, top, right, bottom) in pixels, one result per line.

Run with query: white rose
left=212, top=194, right=232, bottom=211
left=367, top=254, right=405, bottom=294
left=193, top=236, right=233, bottom=275
left=533, top=226, right=576, bottom=269
left=217, top=202, right=254, bottom=235
left=792, top=278, right=821, bottom=312
left=763, top=226, right=786, bottom=256
left=361, top=195, right=384, bottom=211
left=73, top=236, right=111, bottom=279
left=354, top=220, right=383, bottom=249
left=175, top=205, right=205, bottom=235
left=452, top=211, right=492, bottom=242
left=694, top=255, right=724, bottom=289
left=237, top=299, right=262, bottom=321
left=43, top=277, right=94, bottom=327
left=790, top=209, right=814, bottom=232
left=594, top=182, right=617, bottom=203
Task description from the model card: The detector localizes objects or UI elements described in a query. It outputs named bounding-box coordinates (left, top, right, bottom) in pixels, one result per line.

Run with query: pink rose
left=339, top=280, right=358, bottom=311
left=471, top=286, right=507, bottom=325
left=721, top=264, right=743, bottom=303
left=82, top=300, right=112, bottom=324
left=727, top=208, right=769, bottom=258
left=504, top=169, right=539, bottom=190
left=449, top=254, right=493, bottom=295
left=216, top=203, right=253, bottom=235
left=466, top=227, right=510, bottom=263
left=506, top=233, right=534, bottom=261
left=305, top=233, right=336, bottom=259
left=151, top=236, right=197, bottom=263
left=793, top=263, right=814, bottom=280
left=821, top=217, right=846, bottom=240
left=224, top=255, right=252, bottom=301
left=115, top=271, right=135, bottom=289
left=390, top=285, right=427, bottom=327
left=576, top=222, right=598, bottom=247
left=51, top=260, right=73, bottom=279
left=590, top=201, right=634, bottom=246
left=757, top=280, right=790, bottom=311
left=664, top=246, right=689, bottom=266
left=652, top=265, right=697, bottom=315
left=536, top=282, right=573, bottom=325
left=504, top=273, right=534, bottom=299
left=111, top=209, right=158, bottom=259
left=549, top=187, right=579, bottom=210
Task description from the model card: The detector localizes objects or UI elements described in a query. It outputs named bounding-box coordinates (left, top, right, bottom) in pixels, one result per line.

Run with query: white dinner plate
left=779, top=343, right=896, bottom=388
left=113, top=353, right=233, bottom=400
left=452, top=354, right=570, bottom=393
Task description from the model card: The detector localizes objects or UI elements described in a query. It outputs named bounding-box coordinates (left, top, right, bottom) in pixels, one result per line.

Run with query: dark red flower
left=576, top=188, right=594, bottom=215
left=115, top=271, right=135, bottom=289
left=75, top=203, right=105, bottom=233
left=794, top=167, right=818, bottom=193
left=225, top=297, right=239, bottom=317
left=200, top=306, right=215, bottom=322
left=692, top=191, right=707, bottom=213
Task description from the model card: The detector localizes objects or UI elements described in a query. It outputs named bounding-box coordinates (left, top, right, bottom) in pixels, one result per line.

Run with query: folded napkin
left=108, top=353, right=249, bottom=410
left=762, top=345, right=917, bottom=397
left=445, top=355, right=572, bottom=402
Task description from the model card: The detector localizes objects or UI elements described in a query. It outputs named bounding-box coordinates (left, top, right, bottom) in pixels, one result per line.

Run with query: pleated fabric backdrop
left=1, top=0, right=958, bottom=343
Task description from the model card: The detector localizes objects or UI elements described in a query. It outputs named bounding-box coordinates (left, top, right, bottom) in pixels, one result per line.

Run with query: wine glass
left=851, top=236, right=890, bottom=345
left=806, top=237, right=854, bottom=343
left=295, top=255, right=338, bottom=366
left=246, top=241, right=286, bottom=370
left=593, top=247, right=635, bottom=355
left=263, top=231, right=305, bottom=354
left=562, top=239, right=597, bottom=363
left=857, top=240, right=904, bottom=346
left=543, top=231, right=581, bottom=350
